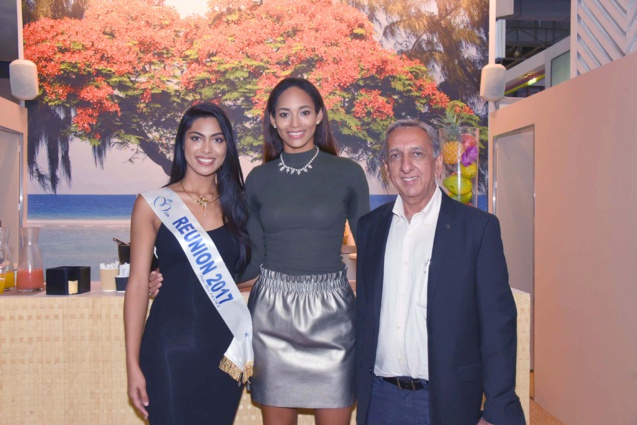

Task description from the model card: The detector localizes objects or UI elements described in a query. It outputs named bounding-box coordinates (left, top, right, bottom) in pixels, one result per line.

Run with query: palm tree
left=347, top=0, right=488, bottom=109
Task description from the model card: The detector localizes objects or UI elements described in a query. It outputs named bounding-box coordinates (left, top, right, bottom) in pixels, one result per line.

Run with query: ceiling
left=0, top=1, right=19, bottom=102
left=0, top=1, right=19, bottom=63
left=498, top=0, right=571, bottom=69
left=501, top=19, right=571, bottom=69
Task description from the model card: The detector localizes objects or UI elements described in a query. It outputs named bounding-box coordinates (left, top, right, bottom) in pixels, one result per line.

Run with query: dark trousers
left=366, top=376, right=431, bottom=425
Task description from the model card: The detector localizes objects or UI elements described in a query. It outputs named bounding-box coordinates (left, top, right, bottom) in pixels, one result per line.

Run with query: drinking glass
left=17, top=227, right=44, bottom=292
left=0, top=227, right=16, bottom=292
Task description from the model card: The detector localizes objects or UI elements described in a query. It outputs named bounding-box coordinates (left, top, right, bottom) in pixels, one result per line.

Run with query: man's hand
left=477, top=418, right=493, bottom=425
left=148, top=269, right=163, bottom=298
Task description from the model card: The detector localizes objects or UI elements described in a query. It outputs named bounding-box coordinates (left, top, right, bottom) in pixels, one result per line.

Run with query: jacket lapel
left=370, top=203, right=394, bottom=330
left=427, top=190, right=456, bottom=307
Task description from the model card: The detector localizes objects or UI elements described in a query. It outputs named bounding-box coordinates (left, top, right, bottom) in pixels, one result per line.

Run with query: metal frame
left=0, top=124, right=24, bottom=239
left=492, top=123, right=536, bottom=366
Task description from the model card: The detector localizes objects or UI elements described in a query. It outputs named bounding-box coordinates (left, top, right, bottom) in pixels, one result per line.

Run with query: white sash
left=142, top=188, right=253, bottom=383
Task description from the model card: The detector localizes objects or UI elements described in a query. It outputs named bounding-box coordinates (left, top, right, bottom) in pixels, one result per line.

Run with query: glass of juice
left=0, top=270, right=15, bottom=294
left=0, top=227, right=15, bottom=291
left=17, top=227, right=44, bottom=292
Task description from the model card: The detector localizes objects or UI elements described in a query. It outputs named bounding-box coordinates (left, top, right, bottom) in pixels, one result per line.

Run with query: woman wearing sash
left=242, top=77, right=370, bottom=425
left=124, top=103, right=251, bottom=424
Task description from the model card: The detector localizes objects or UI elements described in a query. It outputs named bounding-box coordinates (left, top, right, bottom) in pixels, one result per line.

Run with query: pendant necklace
left=278, top=146, right=320, bottom=175
left=180, top=182, right=219, bottom=215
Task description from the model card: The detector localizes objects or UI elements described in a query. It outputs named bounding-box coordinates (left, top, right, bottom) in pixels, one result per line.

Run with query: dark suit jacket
left=355, top=190, right=525, bottom=425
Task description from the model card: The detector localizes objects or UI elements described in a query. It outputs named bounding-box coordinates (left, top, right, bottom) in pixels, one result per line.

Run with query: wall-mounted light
left=480, top=63, right=507, bottom=102
left=504, top=74, right=545, bottom=96
left=9, top=59, right=39, bottom=100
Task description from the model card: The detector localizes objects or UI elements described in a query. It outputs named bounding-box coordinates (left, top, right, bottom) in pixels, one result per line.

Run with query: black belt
left=382, top=376, right=427, bottom=390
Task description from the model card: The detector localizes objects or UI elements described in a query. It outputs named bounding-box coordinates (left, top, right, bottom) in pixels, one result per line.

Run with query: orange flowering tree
left=25, top=0, right=191, bottom=184
left=24, top=0, right=465, bottom=190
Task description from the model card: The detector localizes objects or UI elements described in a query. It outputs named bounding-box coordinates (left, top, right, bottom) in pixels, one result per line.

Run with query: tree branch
left=136, top=136, right=172, bottom=176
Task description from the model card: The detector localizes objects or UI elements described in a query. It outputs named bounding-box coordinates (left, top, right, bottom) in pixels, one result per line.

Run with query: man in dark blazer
left=355, top=119, right=525, bottom=425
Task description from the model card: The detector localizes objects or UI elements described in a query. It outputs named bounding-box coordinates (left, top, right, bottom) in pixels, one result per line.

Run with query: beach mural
left=23, top=0, right=488, bottom=278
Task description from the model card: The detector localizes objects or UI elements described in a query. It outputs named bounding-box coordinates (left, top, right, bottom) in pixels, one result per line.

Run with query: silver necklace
left=278, top=147, right=319, bottom=175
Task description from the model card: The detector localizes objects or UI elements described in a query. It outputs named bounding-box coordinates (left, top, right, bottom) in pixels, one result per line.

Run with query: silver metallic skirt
left=247, top=267, right=356, bottom=408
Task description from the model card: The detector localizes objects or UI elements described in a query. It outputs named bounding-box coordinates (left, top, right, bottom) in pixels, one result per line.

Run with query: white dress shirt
left=374, top=188, right=442, bottom=380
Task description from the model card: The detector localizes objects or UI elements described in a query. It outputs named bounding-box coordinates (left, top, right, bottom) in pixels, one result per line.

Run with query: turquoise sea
left=28, top=194, right=136, bottom=220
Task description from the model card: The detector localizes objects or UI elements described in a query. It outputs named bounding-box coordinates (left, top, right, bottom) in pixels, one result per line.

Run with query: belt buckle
left=396, top=378, right=416, bottom=390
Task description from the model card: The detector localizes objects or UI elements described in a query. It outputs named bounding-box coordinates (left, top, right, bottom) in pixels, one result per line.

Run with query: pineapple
left=437, top=110, right=463, bottom=141
left=442, top=141, right=463, bottom=165
left=437, top=110, right=465, bottom=165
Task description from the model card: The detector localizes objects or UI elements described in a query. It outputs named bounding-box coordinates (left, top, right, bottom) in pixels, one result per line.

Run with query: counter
left=0, top=285, right=340, bottom=424
left=0, top=285, right=529, bottom=424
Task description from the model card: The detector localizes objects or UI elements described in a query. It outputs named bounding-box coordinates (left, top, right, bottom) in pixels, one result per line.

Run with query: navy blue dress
left=140, top=224, right=242, bottom=425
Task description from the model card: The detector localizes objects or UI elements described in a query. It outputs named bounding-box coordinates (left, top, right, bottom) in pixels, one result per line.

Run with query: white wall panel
left=574, top=0, right=637, bottom=75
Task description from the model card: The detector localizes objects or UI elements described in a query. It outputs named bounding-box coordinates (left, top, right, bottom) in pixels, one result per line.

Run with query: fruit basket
left=437, top=112, right=479, bottom=206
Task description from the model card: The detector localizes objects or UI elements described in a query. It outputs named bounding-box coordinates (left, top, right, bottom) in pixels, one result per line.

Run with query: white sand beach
left=28, top=219, right=130, bottom=227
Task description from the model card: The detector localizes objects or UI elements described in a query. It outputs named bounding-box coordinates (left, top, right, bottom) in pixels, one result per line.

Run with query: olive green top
left=240, top=149, right=370, bottom=280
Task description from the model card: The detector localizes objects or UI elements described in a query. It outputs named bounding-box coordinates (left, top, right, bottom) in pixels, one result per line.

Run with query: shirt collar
left=392, top=186, right=442, bottom=222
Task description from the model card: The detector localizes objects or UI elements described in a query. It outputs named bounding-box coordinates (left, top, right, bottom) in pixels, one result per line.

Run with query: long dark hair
left=263, top=77, right=338, bottom=162
left=168, top=102, right=250, bottom=276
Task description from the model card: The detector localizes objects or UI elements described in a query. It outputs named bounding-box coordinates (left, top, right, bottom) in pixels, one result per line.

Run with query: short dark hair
left=262, top=77, right=338, bottom=162
left=168, top=102, right=250, bottom=276
left=383, top=119, right=441, bottom=162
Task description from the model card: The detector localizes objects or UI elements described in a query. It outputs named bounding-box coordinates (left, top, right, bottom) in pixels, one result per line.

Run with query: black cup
left=117, top=245, right=131, bottom=264
left=115, top=276, right=129, bottom=292
left=117, top=243, right=158, bottom=271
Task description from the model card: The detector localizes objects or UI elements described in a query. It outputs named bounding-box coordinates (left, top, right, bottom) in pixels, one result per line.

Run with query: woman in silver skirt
left=241, top=77, right=370, bottom=425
